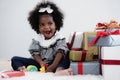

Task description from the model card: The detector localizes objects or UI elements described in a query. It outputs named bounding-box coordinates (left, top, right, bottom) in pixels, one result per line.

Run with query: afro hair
left=28, top=1, right=64, bottom=34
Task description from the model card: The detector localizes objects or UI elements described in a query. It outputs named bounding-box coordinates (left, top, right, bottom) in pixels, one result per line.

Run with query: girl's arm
left=33, top=54, right=46, bottom=66
left=46, top=52, right=63, bottom=72
left=29, top=39, right=46, bottom=66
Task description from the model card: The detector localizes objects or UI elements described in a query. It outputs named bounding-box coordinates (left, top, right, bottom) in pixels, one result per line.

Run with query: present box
left=96, top=35, right=120, bottom=46
left=67, top=32, right=83, bottom=50
left=69, top=50, right=93, bottom=61
left=70, top=61, right=100, bottom=75
left=69, top=46, right=99, bottom=61
left=0, top=70, right=25, bottom=78
left=100, top=46, right=120, bottom=80
left=89, top=30, right=120, bottom=46
left=82, top=32, right=98, bottom=50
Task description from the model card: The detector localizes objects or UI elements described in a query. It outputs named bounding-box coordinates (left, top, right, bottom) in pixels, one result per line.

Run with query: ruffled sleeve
left=55, top=38, right=69, bottom=55
left=29, top=39, right=41, bottom=55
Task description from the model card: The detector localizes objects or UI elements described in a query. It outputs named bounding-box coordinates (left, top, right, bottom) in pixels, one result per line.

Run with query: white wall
left=0, top=0, right=120, bottom=60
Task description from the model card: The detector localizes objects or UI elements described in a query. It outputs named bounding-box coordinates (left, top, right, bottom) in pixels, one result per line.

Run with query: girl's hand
left=40, top=61, right=47, bottom=67
left=46, top=64, right=56, bottom=72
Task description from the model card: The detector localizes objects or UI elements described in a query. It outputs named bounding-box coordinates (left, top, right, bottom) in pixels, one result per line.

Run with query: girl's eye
left=48, top=22, right=53, bottom=26
left=39, top=23, right=44, bottom=27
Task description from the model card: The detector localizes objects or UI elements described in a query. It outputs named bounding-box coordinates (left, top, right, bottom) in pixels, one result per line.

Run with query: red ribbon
left=89, top=30, right=120, bottom=46
left=67, top=32, right=76, bottom=50
left=78, top=62, right=83, bottom=74
left=101, top=59, right=120, bottom=65
left=81, top=50, right=87, bottom=61
left=71, top=48, right=83, bottom=51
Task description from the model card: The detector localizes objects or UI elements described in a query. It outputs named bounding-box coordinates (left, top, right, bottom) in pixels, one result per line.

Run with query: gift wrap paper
left=95, top=35, right=120, bottom=46
left=82, top=32, right=97, bottom=50
left=69, top=50, right=93, bottom=61
left=101, top=46, right=120, bottom=80
left=68, top=32, right=83, bottom=50
left=69, top=46, right=99, bottom=61
left=70, top=61, right=100, bottom=75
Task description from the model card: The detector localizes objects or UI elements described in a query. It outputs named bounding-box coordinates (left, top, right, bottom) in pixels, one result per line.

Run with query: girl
left=11, top=1, right=72, bottom=75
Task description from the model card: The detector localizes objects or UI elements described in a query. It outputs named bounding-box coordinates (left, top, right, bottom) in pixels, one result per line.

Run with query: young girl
left=11, top=1, right=72, bottom=75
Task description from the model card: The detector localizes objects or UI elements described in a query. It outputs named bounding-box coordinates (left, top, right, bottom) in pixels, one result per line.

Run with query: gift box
left=100, top=46, right=120, bottom=80
left=67, top=32, right=83, bottom=50
left=70, top=61, right=100, bottom=75
left=89, top=30, right=120, bottom=46
left=95, top=35, right=120, bottom=46
left=82, top=32, right=98, bottom=50
left=69, top=46, right=99, bottom=61
left=69, top=50, right=93, bottom=61
left=0, top=70, right=25, bottom=78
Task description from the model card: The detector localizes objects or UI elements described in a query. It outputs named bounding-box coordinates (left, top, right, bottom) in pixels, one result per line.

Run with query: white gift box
left=101, top=46, right=120, bottom=80
left=68, top=32, right=83, bottom=50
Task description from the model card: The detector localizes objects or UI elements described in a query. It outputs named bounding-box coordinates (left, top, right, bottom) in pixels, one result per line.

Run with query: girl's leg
left=11, top=56, right=40, bottom=71
left=54, top=58, right=73, bottom=76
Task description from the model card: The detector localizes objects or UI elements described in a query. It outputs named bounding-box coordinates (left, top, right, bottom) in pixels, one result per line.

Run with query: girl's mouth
left=44, top=31, right=51, bottom=35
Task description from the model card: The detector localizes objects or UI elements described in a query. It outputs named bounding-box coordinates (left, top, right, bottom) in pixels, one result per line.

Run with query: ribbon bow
left=39, top=6, right=53, bottom=13
left=89, top=30, right=120, bottom=46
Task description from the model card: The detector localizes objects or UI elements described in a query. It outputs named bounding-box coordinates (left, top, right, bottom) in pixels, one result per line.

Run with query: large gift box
left=89, top=30, right=120, bottom=46
left=69, top=46, right=99, bottom=61
left=100, top=46, right=120, bottom=80
left=67, top=32, right=83, bottom=50
left=70, top=61, right=100, bottom=75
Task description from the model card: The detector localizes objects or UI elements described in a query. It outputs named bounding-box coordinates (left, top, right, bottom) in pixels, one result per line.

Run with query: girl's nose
left=44, top=25, right=50, bottom=30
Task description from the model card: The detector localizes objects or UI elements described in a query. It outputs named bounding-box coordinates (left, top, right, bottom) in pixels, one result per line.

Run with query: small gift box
left=67, top=32, right=83, bottom=50
left=69, top=50, right=93, bottom=62
left=69, top=46, right=99, bottom=61
left=100, top=46, right=120, bottom=80
left=70, top=61, right=100, bottom=75
left=0, top=70, right=25, bottom=78
left=82, top=32, right=98, bottom=50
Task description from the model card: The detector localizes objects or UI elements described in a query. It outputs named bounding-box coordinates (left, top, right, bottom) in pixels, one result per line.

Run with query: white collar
left=34, top=32, right=65, bottom=48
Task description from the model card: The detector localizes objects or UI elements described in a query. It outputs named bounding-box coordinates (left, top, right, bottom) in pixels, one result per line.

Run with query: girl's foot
left=18, top=66, right=27, bottom=72
left=54, top=68, right=73, bottom=76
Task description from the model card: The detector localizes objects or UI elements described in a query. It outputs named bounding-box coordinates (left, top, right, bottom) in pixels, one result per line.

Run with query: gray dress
left=29, top=33, right=69, bottom=64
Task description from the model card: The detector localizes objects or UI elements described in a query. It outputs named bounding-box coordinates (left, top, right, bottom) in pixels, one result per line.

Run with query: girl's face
left=39, top=15, right=56, bottom=40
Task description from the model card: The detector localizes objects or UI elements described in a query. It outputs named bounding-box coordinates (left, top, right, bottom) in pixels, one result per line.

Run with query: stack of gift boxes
left=68, top=20, right=120, bottom=80
left=89, top=20, right=120, bottom=80
left=68, top=32, right=100, bottom=75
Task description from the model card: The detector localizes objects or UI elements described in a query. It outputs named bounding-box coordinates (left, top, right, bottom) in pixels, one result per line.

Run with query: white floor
left=0, top=60, right=103, bottom=80
left=0, top=60, right=12, bottom=71
left=1, top=72, right=103, bottom=80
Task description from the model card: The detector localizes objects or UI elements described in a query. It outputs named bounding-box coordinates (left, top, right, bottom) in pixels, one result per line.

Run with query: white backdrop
left=0, top=0, right=120, bottom=59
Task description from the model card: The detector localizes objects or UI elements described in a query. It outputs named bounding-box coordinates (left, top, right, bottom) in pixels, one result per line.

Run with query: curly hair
left=28, top=1, right=64, bottom=34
